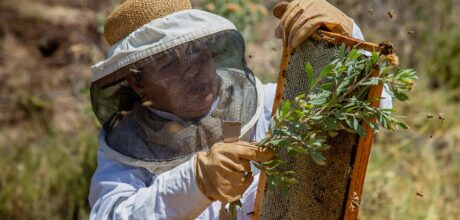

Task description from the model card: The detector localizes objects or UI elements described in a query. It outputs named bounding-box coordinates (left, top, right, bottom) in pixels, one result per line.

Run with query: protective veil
left=90, top=9, right=264, bottom=174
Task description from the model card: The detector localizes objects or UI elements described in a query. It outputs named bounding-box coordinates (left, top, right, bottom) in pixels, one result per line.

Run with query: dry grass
left=362, top=79, right=460, bottom=219
left=0, top=122, right=98, bottom=220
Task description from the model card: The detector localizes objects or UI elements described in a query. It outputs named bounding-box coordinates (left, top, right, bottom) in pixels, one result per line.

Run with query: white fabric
left=96, top=73, right=265, bottom=175
left=91, top=9, right=236, bottom=82
left=241, top=76, right=265, bottom=140
left=380, top=84, right=393, bottom=109
left=89, top=140, right=212, bottom=219
left=89, top=83, right=276, bottom=220
left=352, top=21, right=365, bottom=43
left=89, top=22, right=393, bottom=220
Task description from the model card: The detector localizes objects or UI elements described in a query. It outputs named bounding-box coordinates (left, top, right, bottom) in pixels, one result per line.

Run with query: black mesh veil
left=91, top=30, right=256, bottom=125
left=90, top=30, right=262, bottom=173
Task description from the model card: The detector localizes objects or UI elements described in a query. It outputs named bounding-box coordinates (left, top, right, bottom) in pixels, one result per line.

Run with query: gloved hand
left=194, top=141, right=273, bottom=203
left=273, top=0, right=354, bottom=49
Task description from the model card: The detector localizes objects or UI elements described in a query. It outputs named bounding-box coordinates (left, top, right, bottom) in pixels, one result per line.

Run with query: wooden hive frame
left=253, top=30, right=396, bottom=220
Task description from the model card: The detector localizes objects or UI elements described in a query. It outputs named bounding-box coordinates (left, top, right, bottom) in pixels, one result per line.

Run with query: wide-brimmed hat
left=104, top=0, right=192, bottom=46
left=92, top=8, right=236, bottom=88
left=90, top=0, right=243, bottom=126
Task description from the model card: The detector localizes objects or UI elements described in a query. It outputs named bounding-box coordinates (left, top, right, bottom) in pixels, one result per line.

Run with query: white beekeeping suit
left=88, top=0, right=391, bottom=219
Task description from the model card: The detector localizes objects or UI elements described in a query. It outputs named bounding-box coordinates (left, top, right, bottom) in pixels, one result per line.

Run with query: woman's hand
left=194, top=141, right=273, bottom=203
left=273, top=0, right=354, bottom=49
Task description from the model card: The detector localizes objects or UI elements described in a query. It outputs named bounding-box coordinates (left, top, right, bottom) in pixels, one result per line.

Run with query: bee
left=438, top=113, right=446, bottom=121
left=142, top=100, right=153, bottom=107
left=120, top=110, right=131, bottom=116
left=351, top=191, right=360, bottom=211
left=388, top=10, right=395, bottom=19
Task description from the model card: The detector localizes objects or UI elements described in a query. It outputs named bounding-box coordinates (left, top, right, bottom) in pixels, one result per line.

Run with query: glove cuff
left=194, top=152, right=216, bottom=201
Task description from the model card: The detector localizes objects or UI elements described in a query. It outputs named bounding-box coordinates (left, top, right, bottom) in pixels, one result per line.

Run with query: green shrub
left=194, top=0, right=268, bottom=40
left=425, top=28, right=460, bottom=99
left=0, top=127, right=98, bottom=220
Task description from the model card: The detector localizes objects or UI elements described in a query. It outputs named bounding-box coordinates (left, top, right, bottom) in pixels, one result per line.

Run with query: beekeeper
left=88, top=0, right=380, bottom=219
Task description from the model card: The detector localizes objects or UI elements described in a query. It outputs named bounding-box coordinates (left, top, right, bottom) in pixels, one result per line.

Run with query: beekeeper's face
left=128, top=41, right=219, bottom=120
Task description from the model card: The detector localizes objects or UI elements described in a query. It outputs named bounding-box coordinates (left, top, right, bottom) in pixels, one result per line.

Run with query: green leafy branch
left=254, top=45, right=418, bottom=193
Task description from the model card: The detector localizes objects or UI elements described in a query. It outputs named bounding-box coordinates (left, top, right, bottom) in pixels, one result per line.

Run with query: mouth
left=181, top=68, right=217, bottom=117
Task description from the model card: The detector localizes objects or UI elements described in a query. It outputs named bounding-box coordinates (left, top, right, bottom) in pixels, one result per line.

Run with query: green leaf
left=270, top=139, right=288, bottom=146
left=306, top=63, right=315, bottom=90
left=258, top=137, right=270, bottom=147
left=309, top=150, right=326, bottom=165
left=319, top=64, right=335, bottom=79
left=261, top=159, right=281, bottom=167
left=393, top=88, right=409, bottom=101
left=280, top=100, right=291, bottom=117
left=335, top=112, right=346, bottom=120
left=325, top=117, right=338, bottom=130
left=260, top=46, right=417, bottom=195
left=310, top=115, right=324, bottom=120
left=360, top=77, right=380, bottom=86
left=354, top=121, right=367, bottom=136
left=337, top=79, right=352, bottom=93
left=315, top=143, right=331, bottom=152
left=305, top=62, right=313, bottom=76
left=286, top=146, right=297, bottom=156
left=371, top=52, right=379, bottom=64
left=273, top=128, right=292, bottom=136
left=347, top=49, right=361, bottom=60
left=397, top=121, right=409, bottom=129
left=319, top=83, right=334, bottom=91
left=339, top=44, right=346, bottom=59
left=377, top=113, right=389, bottom=129
left=308, top=93, right=329, bottom=105
left=344, top=117, right=366, bottom=136
left=284, top=177, right=299, bottom=184
left=337, top=65, right=347, bottom=76
left=363, top=118, right=380, bottom=131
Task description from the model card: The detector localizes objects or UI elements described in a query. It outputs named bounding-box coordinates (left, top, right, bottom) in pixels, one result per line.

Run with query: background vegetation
left=0, top=0, right=458, bottom=219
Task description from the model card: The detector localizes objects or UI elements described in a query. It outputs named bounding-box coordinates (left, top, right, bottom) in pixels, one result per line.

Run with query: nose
left=182, top=48, right=212, bottom=80
left=182, top=63, right=200, bottom=79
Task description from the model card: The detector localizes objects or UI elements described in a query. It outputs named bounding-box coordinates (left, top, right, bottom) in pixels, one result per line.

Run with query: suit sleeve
left=88, top=144, right=212, bottom=220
